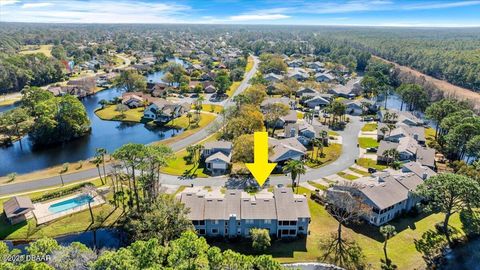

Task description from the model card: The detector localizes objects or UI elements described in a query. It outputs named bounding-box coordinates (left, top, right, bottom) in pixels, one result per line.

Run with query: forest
left=1, top=23, right=480, bottom=93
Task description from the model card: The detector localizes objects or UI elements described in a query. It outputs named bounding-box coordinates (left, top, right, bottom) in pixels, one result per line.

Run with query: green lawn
left=348, top=167, right=371, bottom=176
left=337, top=171, right=359, bottom=180
left=95, top=105, right=145, bottom=123
left=0, top=178, right=123, bottom=240
left=245, top=56, right=254, bottom=73
left=305, top=143, right=342, bottom=169
left=361, top=123, right=378, bottom=132
left=307, top=181, right=328, bottom=191
left=161, top=149, right=208, bottom=178
left=19, top=45, right=53, bottom=58
left=192, top=104, right=224, bottom=114
left=425, top=127, right=437, bottom=145
left=226, top=81, right=241, bottom=97
left=358, top=137, right=379, bottom=149
left=211, top=186, right=465, bottom=270
left=156, top=113, right=217, bottom=146
left=356, top=158, right=388, bottom=170
left=327, top=130, right=339, bottom=137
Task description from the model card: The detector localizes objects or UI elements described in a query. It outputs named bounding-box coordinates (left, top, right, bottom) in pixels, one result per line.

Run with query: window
left=282, top=229, right=289, bottom=235
left=192, top=220, right=199, bottom=226
left=264, top=219, right=271, bottom=224
left=289, top=230, right=296, bottom=235
left=289, top=221, right=297, bottom=226
left=198, top=229, right=205, bottom=235
left=246, top=219, right=253, bottom=224
left=211, top=229, right=218, bottom=234
left=199, top=220, right=205, bottom=226
left=213, top=220, right=219, bottom=225
left=299, top=226, right=304, bottom=231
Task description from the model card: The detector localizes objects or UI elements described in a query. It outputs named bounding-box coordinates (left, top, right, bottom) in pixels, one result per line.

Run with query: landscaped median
left=305, top=143, right=342, bottom=169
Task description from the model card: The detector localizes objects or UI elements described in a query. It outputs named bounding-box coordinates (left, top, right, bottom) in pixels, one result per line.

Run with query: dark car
left=368, top=168, right=377, bottom=174
left=366, top=147, right=378, bottom=153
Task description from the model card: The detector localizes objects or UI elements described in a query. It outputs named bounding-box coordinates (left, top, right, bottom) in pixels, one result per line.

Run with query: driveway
left=158, top=116, right=363, bottom=187
left=0, top=59, right=363, bottom=195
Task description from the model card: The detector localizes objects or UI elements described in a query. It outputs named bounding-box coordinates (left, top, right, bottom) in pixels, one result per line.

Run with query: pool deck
left=33, top=193, right=105, bottom=225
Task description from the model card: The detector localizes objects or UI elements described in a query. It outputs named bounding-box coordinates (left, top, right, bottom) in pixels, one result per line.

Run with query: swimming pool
left=48, top=195, right=94, bottom=214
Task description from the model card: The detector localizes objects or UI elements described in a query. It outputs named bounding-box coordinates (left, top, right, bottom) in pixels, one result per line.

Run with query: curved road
left=0, top=57, right=363, bottom=195
left=0, top=56, right=259, bottom=196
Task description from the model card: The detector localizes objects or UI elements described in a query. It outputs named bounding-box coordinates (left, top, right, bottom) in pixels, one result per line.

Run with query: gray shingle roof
left=3, top=196, right=34, bottom=218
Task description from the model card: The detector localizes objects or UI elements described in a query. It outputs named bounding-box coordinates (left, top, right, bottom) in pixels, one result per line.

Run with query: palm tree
left=186, top=112, right=193, bottom=127
left=380, top=225, right=397, bottom=268
left=81, top=185, right=98, bottom=225
left=59, top=163, right=69, bottom=186
left=384, top=149, right=400, bottom=167
left=93, top=156, right=104, bottom=184
left=283, top=160, right=306, bottom=193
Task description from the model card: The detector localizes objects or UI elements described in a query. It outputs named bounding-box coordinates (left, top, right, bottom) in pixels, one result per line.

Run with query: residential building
left=315, top=72, right=334, bottom=82
left=303, top=96, right=331, bottom=109
left=377, top=138, right=436, bottom=169
left=179, top=187, right=310, bottom=238
left=264, top=73, right=284, bottom=83
left=143, top=99, right=190, bottom=123
left=269, top=137, right=307, bottom=166
left=3, top=196, right=34, bottom=225
left=202, top=141, right=232, bottom=175
left=326, top=163, right=435, bottom=226
left=378, top=123, right=426, bottom=145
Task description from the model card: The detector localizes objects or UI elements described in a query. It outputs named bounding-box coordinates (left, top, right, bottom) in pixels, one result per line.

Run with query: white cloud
left=402, top=1, right=480, bottom=10
left=22, top=2, right=53, bottom=8
left=0, top=0, right=19, bottom=6
left=0, top=0, right=193, bottom=23
left=229, top=13, right=290, bottom=21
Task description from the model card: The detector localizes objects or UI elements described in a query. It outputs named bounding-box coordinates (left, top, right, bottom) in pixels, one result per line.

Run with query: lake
left=0, top=68, right=183, bottom=176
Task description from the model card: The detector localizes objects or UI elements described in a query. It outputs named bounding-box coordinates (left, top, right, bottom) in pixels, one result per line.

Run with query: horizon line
left=1, top=21, right=480, bottom=28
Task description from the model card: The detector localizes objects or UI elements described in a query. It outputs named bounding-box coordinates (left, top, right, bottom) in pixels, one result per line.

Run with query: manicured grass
left=226, top=81, right=241, bottom=97
left=0, top=178, right=123, bottom=240
left=192, top=104, right=224, bottom=114
left=19, top=45, right=53, bottom=57
left=211, top=185, right=465, bottom=270
left=305, top=143, right=342, bottom=169
left=245, top=56, right=254, bottom=73
left=358, top=137, right=379, bottom=149
left=361, top=123, right=378, bottom=132
left=356, top=158, right=388, bottom=170
left=337, top=171, right=359, bottom=180
left=348, top=167, right=371, bottom=176
left=161, top=149, right=208, bottom=177
left=95, top=105, right=145, bottom=123
left=327, top=130, right=339, bottom=137
left=307, top=181, right=328, bottom=191
left=425, top=127, right=437, bottom=145
left=155, top=113, right=217, bottom=146
left=161, top=134, right=219, bottom=177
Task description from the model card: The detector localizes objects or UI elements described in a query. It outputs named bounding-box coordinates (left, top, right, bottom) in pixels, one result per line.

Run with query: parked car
left=368, top=168, right=377, bottom=173
left=366, top=147, right=378, bottom=153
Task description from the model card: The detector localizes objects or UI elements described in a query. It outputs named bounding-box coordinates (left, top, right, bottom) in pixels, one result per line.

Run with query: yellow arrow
left=246, top=132, right=277, bottom=186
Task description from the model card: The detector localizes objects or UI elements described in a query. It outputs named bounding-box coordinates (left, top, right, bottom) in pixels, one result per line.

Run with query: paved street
left=0, top=56, right=363, bottom=196
left=0, top=56, right=259, bottom=196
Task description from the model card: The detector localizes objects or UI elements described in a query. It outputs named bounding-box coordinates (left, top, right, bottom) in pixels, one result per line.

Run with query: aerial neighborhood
left=1, top=15, right=480, bottom=270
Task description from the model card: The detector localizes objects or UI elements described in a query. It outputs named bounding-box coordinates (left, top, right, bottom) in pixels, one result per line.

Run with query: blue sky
left=1, top=0, right=480, bottom=26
